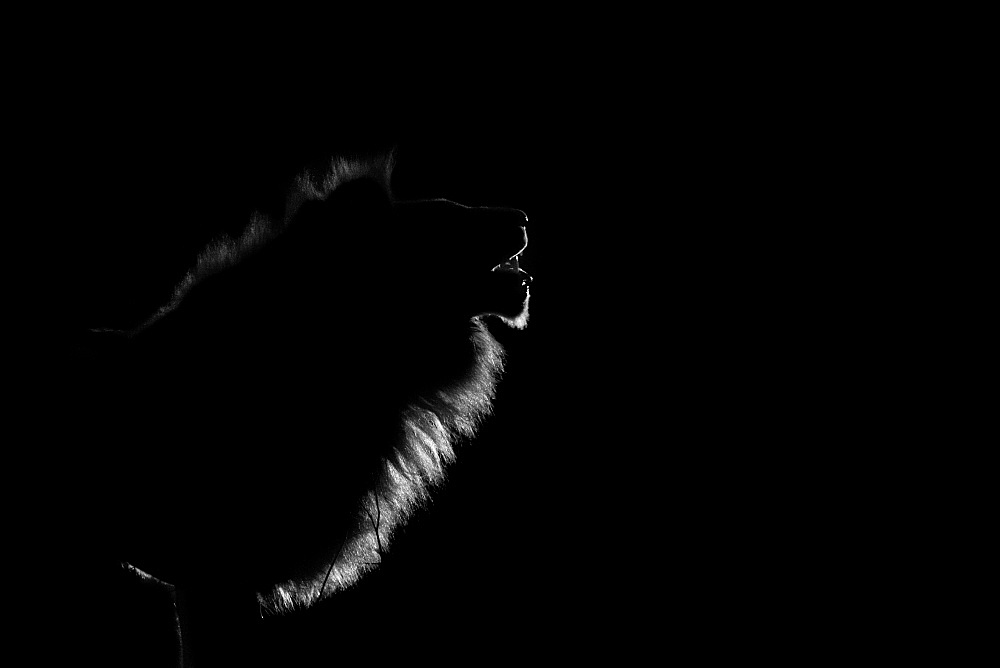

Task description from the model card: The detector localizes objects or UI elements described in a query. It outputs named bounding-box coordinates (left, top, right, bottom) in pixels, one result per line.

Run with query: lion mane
left=124, top=154, right=508, bottom=614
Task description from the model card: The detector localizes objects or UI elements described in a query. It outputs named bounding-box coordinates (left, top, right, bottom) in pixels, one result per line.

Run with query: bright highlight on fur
left=111, top=153, right=530, bottom=615
left=261, top=319, right=505, bottom=612
left=135, top=155, right=396, bottom=337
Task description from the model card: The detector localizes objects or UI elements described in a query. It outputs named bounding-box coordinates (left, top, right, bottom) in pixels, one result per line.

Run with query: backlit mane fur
left=127, top=154, right=506, bottom=613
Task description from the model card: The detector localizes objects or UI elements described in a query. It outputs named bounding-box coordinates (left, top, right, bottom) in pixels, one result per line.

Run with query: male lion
left=65, top=153, right=531, bottom=666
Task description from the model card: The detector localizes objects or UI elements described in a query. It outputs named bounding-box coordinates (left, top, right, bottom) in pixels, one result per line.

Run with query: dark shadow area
left=17, top=73, right=855, bottom=667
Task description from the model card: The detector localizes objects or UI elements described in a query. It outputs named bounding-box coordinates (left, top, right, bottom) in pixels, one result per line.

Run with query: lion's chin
left=498, top=311, right=530, bottom=331
left=493, top=289, right=530, bottom=330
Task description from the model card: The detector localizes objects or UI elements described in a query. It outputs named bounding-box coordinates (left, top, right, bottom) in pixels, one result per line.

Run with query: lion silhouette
left=67, top=153, right=531, bottom=665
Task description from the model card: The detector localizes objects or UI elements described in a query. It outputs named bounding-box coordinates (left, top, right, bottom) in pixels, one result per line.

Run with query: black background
left=15, top=19, right=949, bottom=663
left=16, top=58, right=897, bottom=665
left=26, top=51, right=849, bottom=663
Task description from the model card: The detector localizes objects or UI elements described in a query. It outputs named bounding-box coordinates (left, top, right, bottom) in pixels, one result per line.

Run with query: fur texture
left=105, top=153, right=529, bottom=616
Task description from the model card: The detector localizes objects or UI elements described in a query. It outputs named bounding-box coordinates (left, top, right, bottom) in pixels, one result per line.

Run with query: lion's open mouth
left=490, top=253, right=532, bottom=285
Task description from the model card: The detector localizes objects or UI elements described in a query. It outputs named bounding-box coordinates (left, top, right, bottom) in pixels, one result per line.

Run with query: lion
left=68, top=152, right=531, bottom=665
